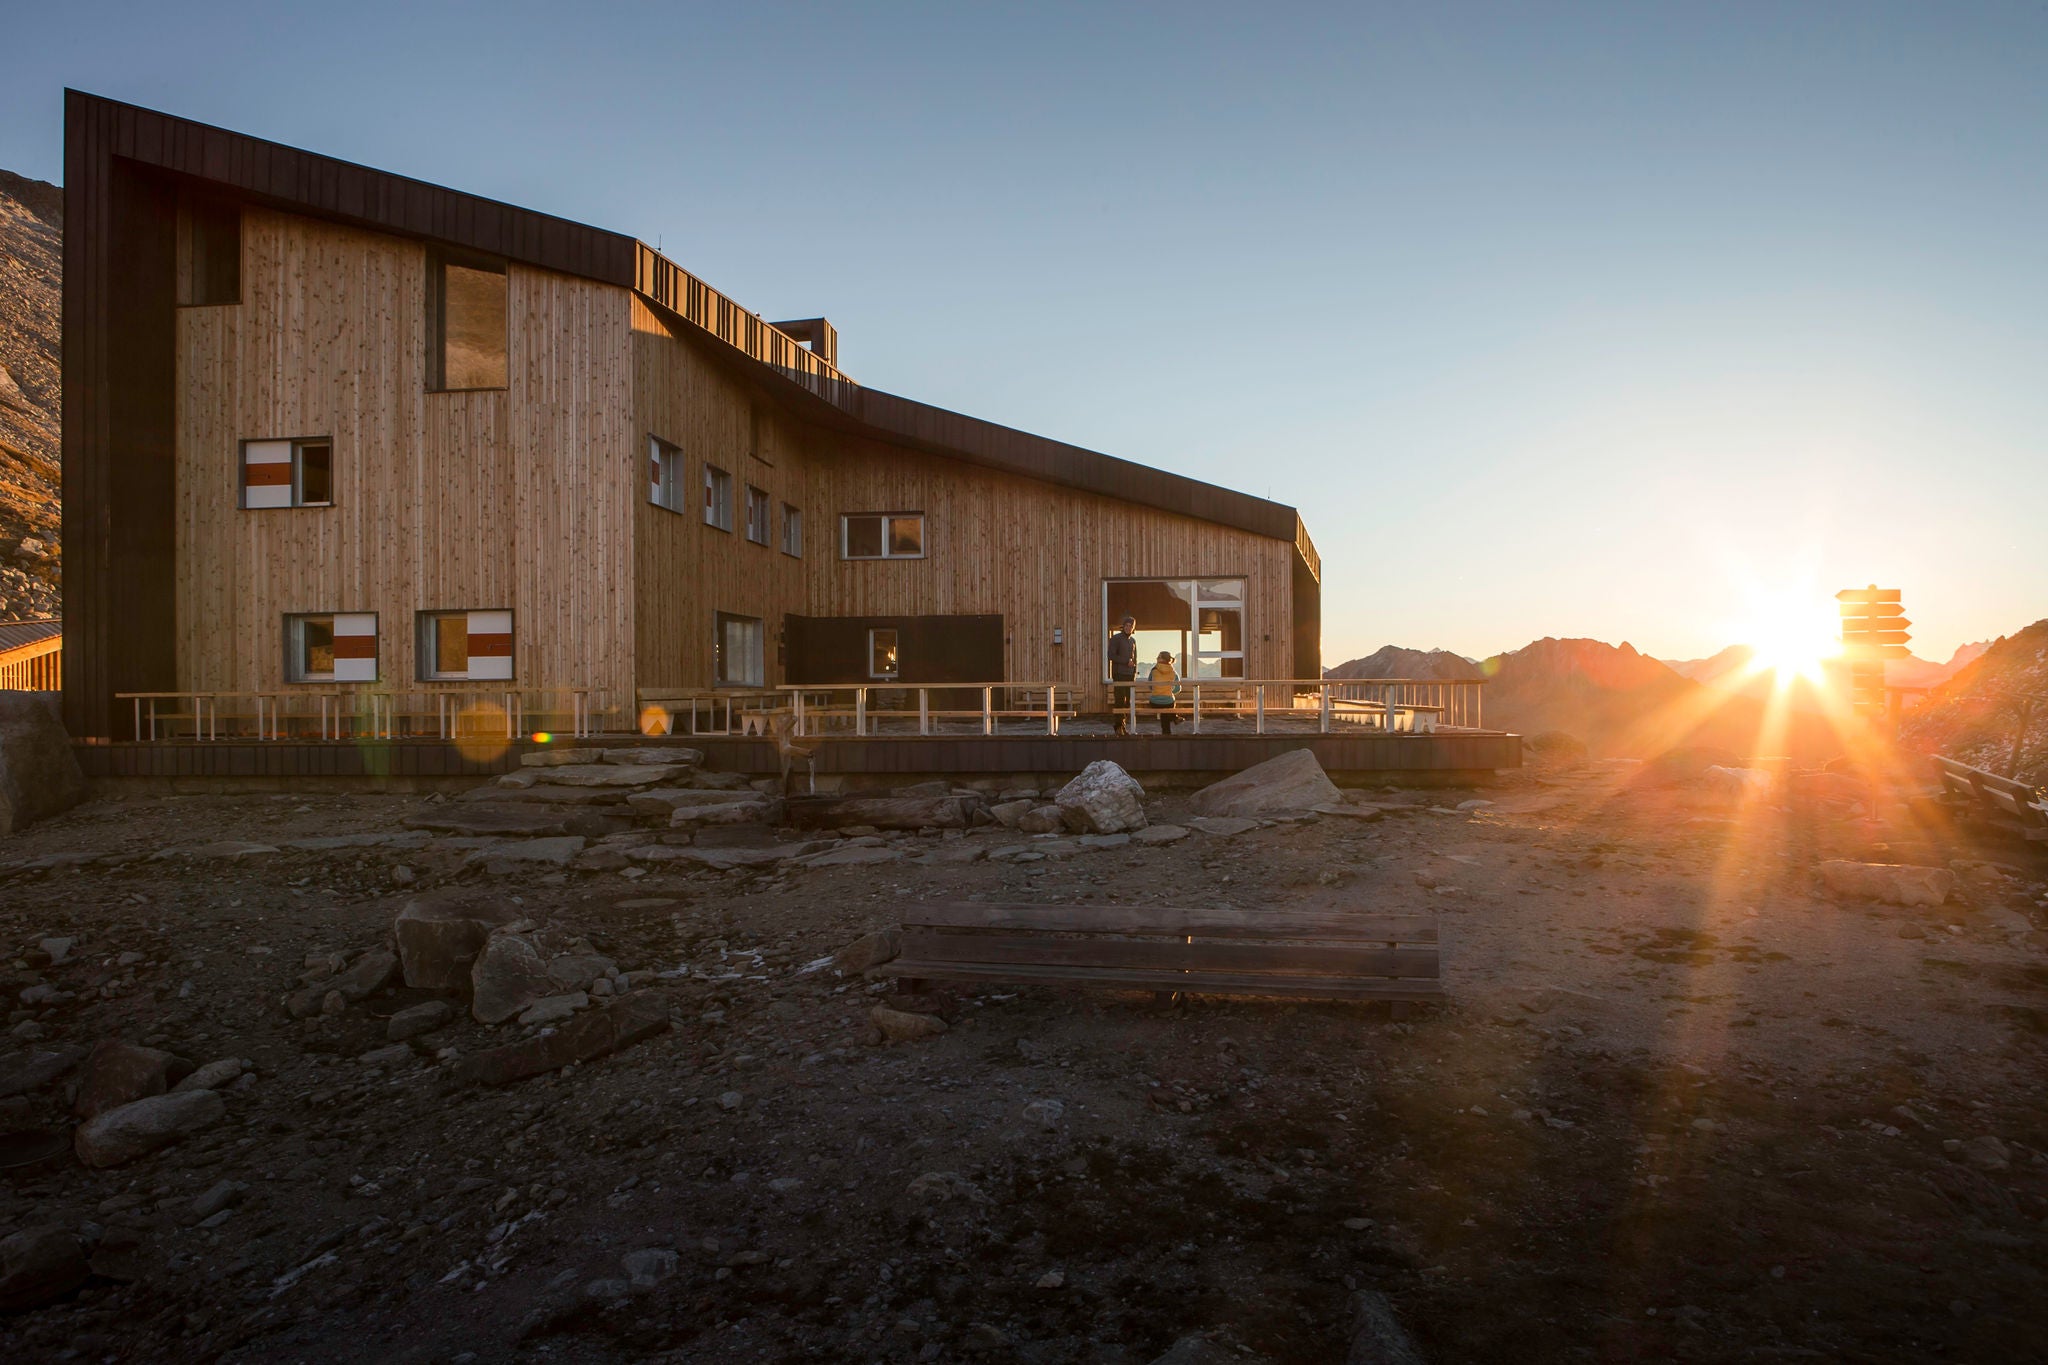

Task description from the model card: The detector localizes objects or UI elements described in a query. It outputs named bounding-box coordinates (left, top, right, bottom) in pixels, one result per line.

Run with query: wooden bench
left=1935, top=756, right=2048, bottom=841
left=890, top=902, right=1443, bottom=1011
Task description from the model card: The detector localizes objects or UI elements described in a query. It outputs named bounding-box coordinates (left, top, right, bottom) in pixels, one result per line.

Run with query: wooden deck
left=73, top=729, right=1520, bottom=785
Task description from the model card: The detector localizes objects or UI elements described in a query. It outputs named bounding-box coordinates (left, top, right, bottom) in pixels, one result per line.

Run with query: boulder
left=1702, top=766, right=1774, bottom=799
left=1133, top=823, right=1189, bottom=845
left=628, top=787, right=766, bottom=816
left=1187, top=748, right=1339, bottom=817
left=401, top=805, right=573, bottom=837
left=602, top=746, right=703, bottom=766
left=73, top=1041, right=189, bottom=1120
left=870, top=1005, right=947, bottom=1043
left=463, top=783, right=625, bottom=806
left=385, top=1000, right=455, bottom=1041
left=0, top=1046, right=85, bottom=1098
left=394, top=893, right=524, bottom=990
left=989, top=799, right=1035, bottom=829
left=448, top=994, right=670, bottom=1086
left=0, top=1227, right=89, bottom=1312
left=1816, top=860, right=1956, bottom=907
left=1018, top=804, right=1065, bottom=834
left=517, top=992, right=589, bottom=1026
left=462, top=837, right=586, bottom=870
left=834, top=928, right=902, bottom=973
left=171, top=1058, right=245, bottom=1092
left=519, top=747, right=603, bottom=767
left=471, top=935, right=558, bottom=1024
left=332, top=949, right=398, bottom=1002
left=1053, top=761, right=1147, bottom=834
left=787, top=794, right=969, bottom=831
left=668, top=799, right=778, bottom=828
left=0, top=693, right=86, bottom=835
left=526, top=763, right=689, bottom=788
left=546, top=952, right=617, bottom=992
left=73, top=1090, right=226, bottom=1167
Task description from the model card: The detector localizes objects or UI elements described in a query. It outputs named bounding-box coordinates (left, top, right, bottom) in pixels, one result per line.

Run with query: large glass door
left=1102, top=579, right=1247, bottom=679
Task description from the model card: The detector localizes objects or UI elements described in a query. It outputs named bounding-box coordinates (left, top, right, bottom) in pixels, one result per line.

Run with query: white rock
left=1187, top=748, right=1340, bottom=817
left=1053, top=761, right=1148, bottom=834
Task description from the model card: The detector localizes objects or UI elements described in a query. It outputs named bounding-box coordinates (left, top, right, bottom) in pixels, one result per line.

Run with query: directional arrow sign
left=1840, top=618, right=1912, bottom=635
left=1836, top=587, right=1902, bottom=604
left=1837, top=602, right=1906, bottom=618
left=1842, top=643, right=1912, bottom=659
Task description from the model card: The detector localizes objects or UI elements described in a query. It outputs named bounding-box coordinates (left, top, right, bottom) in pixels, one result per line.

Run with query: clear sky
left=5, top=2, right=2043, bottom=663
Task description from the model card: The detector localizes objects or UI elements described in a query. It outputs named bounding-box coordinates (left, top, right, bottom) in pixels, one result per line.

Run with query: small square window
left=242, top=438, right=334, bottom=509
left=869, top=628, right=900, bottom=680
left=780, top=503, right=803, bottom=558
left=418, top=609, right=513, bottom=681
left=285, top=612, right=377, bottom=682
left=704, top=465, right=733, bottom=531
left=649, top=436, right=682, bottom=512
left=842, top=512, right=924, bottom=560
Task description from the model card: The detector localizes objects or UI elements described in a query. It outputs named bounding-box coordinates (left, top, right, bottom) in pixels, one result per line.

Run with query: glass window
left=428, top=250, right=508, bottom=391
left=715, top=612, right=764, bottom=687
left=842, top=512, right=924, bottom=560
left=417, top=610, right=512, bottom=681
left=869, top=628, right=900, bottom=680
left=704, top=465, right=733, bottom=531
left=649, top=436, right=682, bottom=511
left=242, top=438, right=335, bottom=509
left=435, top=615, right=469, bottom=676
left=1101, top=578, right=1247, bottom=681
left=780, top=504, right=803, bottom=558
left=746, top=486, right=771, bottom=544
left=285, top=612, right=378, bottom=683
left=291, top=615, right=335, bottom=681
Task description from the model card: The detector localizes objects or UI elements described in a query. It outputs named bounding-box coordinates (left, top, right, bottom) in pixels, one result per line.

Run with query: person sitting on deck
left=1147, top=651, right=1181, bottom=735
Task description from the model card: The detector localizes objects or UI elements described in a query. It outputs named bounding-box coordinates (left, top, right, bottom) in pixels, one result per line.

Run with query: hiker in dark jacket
left=1107, top=615, right=1138, bottom=735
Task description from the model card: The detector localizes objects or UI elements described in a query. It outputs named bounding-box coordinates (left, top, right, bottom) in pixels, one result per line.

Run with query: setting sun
left=1741, top=593, right=1840, bottom=684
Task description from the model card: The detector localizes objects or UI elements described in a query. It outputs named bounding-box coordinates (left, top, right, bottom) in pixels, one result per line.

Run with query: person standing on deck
left=1107, top=615, right=1138, bottom=735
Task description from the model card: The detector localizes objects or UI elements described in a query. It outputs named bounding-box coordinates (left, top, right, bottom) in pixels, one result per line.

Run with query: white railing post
left=982, top=686, right=993, bottom=736
left=855, top=687, right=867, bottom=736
left=1191, top=682, right=1202, bottom=735
left=919, top=689, right=929, bottom=735
left=1319, top=682, right=1331, bottom=734
left=1256, top=685, right=1265, bottom=734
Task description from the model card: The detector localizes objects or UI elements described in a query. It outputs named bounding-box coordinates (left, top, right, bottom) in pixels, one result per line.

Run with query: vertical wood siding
left=175, top=208, right=634, bottom=702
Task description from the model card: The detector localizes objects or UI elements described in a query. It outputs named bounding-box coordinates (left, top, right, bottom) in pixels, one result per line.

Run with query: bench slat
left=905, top=902, right=1437, bottom=943
left=887, top=960, right=1444, bottom=1000
left=901, top=931, right=1438, bottom=979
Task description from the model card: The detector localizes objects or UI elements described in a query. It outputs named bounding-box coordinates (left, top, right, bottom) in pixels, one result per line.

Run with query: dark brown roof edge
left=66, top=90, right=637, bottom=285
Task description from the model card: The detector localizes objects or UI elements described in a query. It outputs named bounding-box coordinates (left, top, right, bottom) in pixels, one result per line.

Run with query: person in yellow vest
left=1146, top=651, right=1181, bottom=734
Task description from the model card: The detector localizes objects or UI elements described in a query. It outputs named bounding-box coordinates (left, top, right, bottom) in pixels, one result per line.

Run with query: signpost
left=1837, top=586, right=1908, bottom=721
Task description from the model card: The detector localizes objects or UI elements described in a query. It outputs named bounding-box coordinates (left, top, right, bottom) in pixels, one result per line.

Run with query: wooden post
left=1192, top=683, right=1202, bottom=735
left=982, top=686, right=993, bottom=736
left=919, top=689, right=929, bottom=735
left=1256, top=685, right=1265, bottom=734
left=1319, top=684, right=1331, bottom=734
left=855, top=687, right=867, bottom=736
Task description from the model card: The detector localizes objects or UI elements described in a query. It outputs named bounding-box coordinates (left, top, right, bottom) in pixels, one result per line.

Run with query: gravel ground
left=0, top=754, right=2044, bottom=1363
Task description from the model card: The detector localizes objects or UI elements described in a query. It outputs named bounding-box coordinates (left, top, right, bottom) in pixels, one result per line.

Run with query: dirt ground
left=0, top=753, right=2044, bottom=1363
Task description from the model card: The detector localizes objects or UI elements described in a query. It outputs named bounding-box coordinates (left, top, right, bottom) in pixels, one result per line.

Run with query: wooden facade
left=63, top=93, right=1323, bottom=740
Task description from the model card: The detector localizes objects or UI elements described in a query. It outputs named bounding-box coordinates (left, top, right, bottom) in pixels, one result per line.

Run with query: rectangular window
left=715, top=612, right=764, bottom=687
left=418, top=609, right=513, bottom=681
left=841, top=512, right=924, bottom=560
left=242, top=438, right=334, bottom=509
left=1102, top=578, right=1247, bottom=681
left=868, top=628, right=900, bottom=680
left=780, top=503, right=803, bottom=558
left=177, top=189, right=240, bottom=307
left=745, top=486, right=771, bottom=545
left=285, top=612, right=377, bottom=682
left=649, top=435, right=682, bottom=512
left=427, top=249, right=508, bottom=391
left=703, top=465, right=733, bottom=531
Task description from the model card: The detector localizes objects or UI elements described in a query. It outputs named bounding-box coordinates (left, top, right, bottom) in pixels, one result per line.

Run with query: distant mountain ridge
left=1900, top=621, right=2048, bottom=785
left=1325, top=645, right=1480, bottom=680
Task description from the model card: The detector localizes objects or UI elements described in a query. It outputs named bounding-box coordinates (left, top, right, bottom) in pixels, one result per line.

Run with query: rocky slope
left=1900, top=619, right=2048, bottom=785
left=0, top=168, right=61, bottom=620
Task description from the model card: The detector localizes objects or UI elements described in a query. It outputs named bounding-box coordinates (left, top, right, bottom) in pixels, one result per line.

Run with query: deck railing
left=113, top=676, right=1489, bottom=742
left=115, top=688, right=615, bottom=742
